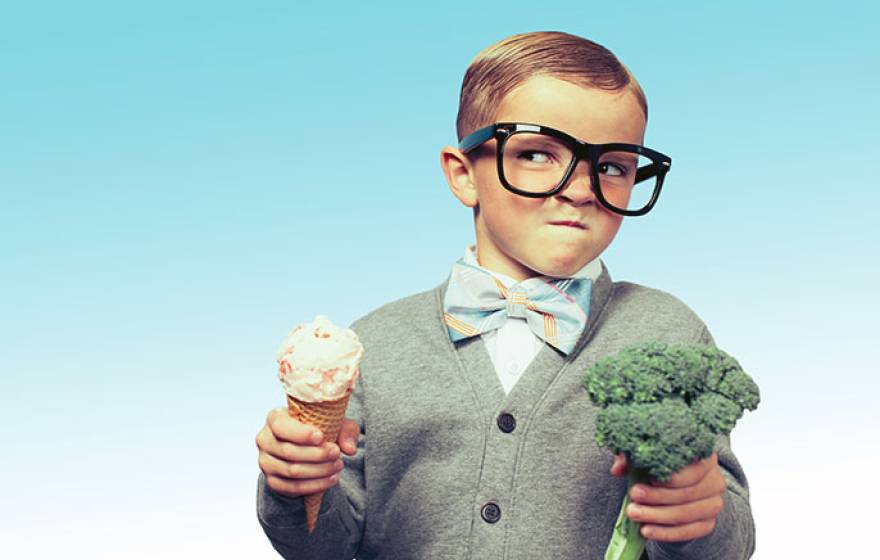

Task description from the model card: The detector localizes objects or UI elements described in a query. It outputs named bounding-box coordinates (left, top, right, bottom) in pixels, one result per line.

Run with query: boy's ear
left=439, top=146, right=478, bottom=208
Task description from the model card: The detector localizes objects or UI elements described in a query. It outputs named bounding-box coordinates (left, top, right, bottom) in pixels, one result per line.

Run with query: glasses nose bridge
left=571, top=139, right=597, bottom=163
left=554, top=142, right=598, bottom=201
left=567, top=141, right=597, bottom=182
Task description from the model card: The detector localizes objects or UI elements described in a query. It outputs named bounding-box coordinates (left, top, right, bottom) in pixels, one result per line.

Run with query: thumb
left=337, top=419, right=360, bottom=456
left=610, top=453, right=628, bottom=477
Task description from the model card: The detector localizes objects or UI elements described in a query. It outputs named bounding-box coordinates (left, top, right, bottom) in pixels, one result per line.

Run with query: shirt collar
left=461, top=245, right=603, bottom=288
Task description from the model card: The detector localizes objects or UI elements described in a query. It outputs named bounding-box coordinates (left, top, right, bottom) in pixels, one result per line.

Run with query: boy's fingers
left=656, top=452, right=717, bottom=489
left=631, top=466, right=727, bottom=506
left=640, top=518, right=717, bottom=542
left=265, top=472, right=341, bottom=499
left=267, top=440, right=341, bottom=464
left=266, top=408, right=324, bottom=445
left=338, top=419, right=360, bottom=455
left=259, top=452, right=344, bottom=480
left=626, top=494, right=724, bottom=527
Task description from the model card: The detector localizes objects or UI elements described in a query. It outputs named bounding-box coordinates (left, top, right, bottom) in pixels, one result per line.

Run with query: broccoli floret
left=691, top=392, right=748, bottom=435
left=596, top=399, right=716, bottom=481
left=582, top=341, right=760, bottom=560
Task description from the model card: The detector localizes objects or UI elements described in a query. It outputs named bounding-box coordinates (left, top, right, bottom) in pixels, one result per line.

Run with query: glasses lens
left=596, top=150, right=660, bottom=213
left=501, top=132, right=574, bottom=194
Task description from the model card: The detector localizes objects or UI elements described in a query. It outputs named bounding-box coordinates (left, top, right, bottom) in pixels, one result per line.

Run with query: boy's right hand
left=255, top=407, right=359, bottom=498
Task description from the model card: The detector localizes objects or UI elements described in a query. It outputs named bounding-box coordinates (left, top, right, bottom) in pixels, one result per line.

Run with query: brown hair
left=455, top=31, right=648, bottom=142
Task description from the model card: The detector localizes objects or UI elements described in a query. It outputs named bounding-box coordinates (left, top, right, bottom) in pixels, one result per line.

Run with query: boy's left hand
left=610, top=452, right=727, bottom=542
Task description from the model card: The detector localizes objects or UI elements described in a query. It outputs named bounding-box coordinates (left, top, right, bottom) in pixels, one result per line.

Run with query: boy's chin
left=528, top=257, right=594, bottom=279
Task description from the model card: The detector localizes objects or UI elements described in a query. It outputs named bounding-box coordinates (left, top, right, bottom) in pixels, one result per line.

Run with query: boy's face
left=441, top=75, right=647, bottom=281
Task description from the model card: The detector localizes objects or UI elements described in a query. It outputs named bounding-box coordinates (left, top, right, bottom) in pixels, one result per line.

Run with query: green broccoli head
left=595, top=398, right=716, bottom=481
left=583, top=341, right=759, bottom=481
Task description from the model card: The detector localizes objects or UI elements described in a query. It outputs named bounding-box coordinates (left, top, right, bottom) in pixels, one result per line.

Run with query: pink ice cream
left=276, top=315, right=364, bottom=403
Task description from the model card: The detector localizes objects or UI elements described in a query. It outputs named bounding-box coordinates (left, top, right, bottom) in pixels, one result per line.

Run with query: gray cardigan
left=257, top=263, right=755, bottom=559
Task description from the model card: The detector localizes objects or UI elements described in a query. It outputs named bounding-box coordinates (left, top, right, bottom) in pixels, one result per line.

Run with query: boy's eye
left=516, top=150, right=557, bottom=164
left=504, top=133, right=570, bottom=167
left=598, top=161, right=628, bottom=176
left=598, top=154, right=639, bottom=178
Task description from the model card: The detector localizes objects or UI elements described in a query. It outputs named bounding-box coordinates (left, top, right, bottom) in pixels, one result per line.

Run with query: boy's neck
left=466, top=244, right=603, bottom=283
left=469, top=245, right=536, bottom=283
left=471, top=245, right=539, bottom=283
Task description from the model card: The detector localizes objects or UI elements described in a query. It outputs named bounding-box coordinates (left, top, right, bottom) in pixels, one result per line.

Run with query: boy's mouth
left=548, top=220, right=587, bottom=230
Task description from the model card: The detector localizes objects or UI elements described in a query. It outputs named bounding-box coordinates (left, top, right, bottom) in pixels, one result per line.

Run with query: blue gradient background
left=2, top=2, right=877, bottom=558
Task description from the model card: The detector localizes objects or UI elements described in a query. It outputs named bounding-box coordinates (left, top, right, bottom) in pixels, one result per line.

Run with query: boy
left=255, top=31, right=755, bottom=559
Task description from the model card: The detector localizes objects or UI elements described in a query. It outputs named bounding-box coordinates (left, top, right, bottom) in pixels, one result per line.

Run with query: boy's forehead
left=493, top=75, right=646, bottom=145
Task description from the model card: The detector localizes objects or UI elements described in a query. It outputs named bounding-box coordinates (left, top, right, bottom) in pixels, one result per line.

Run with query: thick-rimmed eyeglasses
left=459, top=122, right=672, bottom=216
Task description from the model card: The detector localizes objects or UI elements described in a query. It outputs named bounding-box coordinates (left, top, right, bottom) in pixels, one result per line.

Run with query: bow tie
left=442, top=259, right=592, bottom=355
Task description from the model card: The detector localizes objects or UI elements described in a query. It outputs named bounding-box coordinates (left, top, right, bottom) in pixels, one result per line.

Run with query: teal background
left=2, top=1, right=877, bottom=557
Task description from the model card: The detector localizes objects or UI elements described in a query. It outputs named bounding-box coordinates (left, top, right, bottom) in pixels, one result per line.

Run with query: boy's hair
left=456, top=31, right=648, bottom=143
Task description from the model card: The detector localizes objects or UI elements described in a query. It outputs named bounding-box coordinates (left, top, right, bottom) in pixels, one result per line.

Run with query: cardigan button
left=497, top=413, right=516, bottom=433
left=481, top=502, right=501, bottom=524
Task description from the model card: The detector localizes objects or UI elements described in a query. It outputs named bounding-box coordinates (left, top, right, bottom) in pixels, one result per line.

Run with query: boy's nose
left=555, top=159, right=596, bottom=206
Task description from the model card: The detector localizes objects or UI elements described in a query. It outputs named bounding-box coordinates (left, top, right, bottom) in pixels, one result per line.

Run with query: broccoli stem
left=605, top=469, right=650, bottom=560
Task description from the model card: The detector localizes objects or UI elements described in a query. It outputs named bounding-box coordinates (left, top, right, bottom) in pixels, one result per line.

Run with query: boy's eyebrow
left=601, top=152, right=639, bottom=159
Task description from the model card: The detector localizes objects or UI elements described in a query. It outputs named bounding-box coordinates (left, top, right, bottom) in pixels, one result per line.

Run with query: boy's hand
left=255, top=407, right=360, bottom=498
left=610, top=452, right=726, bottom=542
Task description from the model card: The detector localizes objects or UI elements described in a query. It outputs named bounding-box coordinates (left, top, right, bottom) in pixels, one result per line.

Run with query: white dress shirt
left=461, top=245, right=603, bottom=394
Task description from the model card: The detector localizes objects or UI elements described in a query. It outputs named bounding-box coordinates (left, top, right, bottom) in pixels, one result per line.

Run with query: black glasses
left=459, top=122, right=671, bottom=216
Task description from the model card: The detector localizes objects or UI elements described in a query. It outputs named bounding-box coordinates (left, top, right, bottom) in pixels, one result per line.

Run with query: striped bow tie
left=442, top=259, right=592, bottom=355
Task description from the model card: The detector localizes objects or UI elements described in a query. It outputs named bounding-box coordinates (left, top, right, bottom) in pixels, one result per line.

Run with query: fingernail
left=627, top=504, right=641, bottom=519
left=631, top=486, right=646, bottom=500
left=311, top=431, right=323, bottom=444
left=328, top=445, right=340, bottom=460
left=334, top=460, right=344, bottom=471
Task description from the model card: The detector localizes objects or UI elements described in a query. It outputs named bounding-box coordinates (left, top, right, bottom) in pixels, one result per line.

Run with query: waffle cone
left=286, top=392, right=351, bottom=534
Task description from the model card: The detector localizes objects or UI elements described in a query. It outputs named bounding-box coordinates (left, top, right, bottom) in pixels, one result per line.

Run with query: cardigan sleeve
left=647, top=324, right=757, bottom=560
left=256, top=374, right=368, bottom=560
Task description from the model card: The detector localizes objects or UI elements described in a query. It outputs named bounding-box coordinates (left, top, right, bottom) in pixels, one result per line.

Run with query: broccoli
left=582, top=341, right=759, bottom=560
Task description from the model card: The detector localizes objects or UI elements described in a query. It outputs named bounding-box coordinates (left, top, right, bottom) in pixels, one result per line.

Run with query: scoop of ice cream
left=276, top=315, right=364, bottom=403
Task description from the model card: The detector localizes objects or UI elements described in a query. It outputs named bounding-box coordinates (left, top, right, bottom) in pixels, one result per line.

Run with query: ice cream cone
left=276, top=314, right=363, bottom=534
left=286, top=392, right=352, bottom=534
